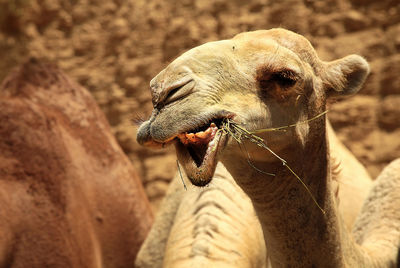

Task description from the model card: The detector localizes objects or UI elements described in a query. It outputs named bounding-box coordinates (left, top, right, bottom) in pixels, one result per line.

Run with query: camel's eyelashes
left=257, top=69, right=298, bottom=91
left=270, top=71, right=298, bottom=89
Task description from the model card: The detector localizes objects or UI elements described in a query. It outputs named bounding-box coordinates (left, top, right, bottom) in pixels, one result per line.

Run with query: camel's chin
left=175, top=130, right=227, bottom=186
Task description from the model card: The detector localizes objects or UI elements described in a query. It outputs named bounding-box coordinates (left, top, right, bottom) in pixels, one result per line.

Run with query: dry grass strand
left=220, top=112, right=327, bottom=215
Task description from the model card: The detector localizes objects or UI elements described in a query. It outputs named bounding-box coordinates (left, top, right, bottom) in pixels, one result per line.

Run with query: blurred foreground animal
left=0, top=60, right=153, bottom=268
left=137, top=28, right=400, bottom=267
left=135, top=163, right=267, bottom=267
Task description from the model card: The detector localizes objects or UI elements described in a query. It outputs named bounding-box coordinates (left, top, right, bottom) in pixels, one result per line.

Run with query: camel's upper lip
left=179, top=111, right=234, bottom=135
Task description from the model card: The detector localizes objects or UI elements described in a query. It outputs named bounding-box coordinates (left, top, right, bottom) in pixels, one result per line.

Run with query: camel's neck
left=222, top=125, right=352, bottom=267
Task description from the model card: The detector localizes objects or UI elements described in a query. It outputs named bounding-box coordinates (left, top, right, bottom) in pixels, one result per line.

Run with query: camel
left=135, top=128, right=372, bottom=268
left=137, top=28, right=400, bottom=267
left=0, top=60, right=153, bottom=267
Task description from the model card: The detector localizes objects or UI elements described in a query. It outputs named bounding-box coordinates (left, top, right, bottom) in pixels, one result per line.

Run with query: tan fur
left=135, top=163, right=267, bottom=268
left=328, top=122, right=373, bottom=230
left=137, top=28, right=400, bottom=267
left=353, top=158, right=400, bottom=263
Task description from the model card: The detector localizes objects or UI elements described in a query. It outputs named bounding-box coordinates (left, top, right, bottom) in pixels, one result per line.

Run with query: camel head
left=137, top=28, right=369, bottom=186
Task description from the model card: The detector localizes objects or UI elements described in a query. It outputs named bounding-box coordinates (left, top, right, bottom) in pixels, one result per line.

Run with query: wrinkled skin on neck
left=136, top=29, right=399, bottom=267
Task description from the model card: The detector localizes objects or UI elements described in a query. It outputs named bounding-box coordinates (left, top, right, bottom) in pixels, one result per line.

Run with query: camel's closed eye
left=162, top=79, right=195, bottom=106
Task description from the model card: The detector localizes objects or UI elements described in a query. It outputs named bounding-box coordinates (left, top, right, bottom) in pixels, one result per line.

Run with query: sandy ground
left=0, top=0, right=399, bottom=211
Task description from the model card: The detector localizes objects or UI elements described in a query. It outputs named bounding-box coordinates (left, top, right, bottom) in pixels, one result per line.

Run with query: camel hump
left=1, top=58, right=102, bottom=128
left=0, top=60, right=152, bottom=267
left=2, top=58, right=80, bottom=97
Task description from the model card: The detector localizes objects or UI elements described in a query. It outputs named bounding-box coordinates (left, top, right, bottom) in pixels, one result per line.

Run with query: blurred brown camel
left=138, top=28, right=400, bottom=267
left=0, top=60, right=153, bottom=268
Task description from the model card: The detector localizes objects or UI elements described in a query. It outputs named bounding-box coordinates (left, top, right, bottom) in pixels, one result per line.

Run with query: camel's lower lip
left=175, top=129, right=227, bottom=186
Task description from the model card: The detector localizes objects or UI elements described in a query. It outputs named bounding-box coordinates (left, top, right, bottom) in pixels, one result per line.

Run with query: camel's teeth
left=194, top=131, right=208, bottom=139
left=186, top=133, right=195, bottom=140
left=177, top=133, right=188, bottom=145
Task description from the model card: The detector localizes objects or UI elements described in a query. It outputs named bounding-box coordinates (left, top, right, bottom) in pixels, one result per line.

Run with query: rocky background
left=1, top=0, right=399, bottom=211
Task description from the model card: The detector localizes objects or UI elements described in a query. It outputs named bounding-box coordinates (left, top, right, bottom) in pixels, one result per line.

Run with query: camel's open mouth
left=175, top=118, right=228, bottom=186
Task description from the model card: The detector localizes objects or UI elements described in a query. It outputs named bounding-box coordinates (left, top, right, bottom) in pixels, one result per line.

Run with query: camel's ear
left=324, top=55, right=370, bottom=98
